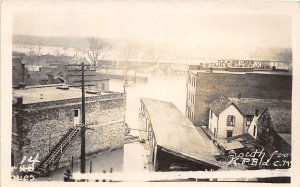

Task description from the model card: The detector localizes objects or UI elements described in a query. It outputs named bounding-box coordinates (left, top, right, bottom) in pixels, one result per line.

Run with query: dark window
left=227, top=130, right=233, bottom=138
left=227, top=115, right=235, bottom=126
left=253, top=125, right=256, bottom=136
left=210, top=110, right=213, bottom=119
left=27, top=74, right=30, bottom=78
left=246, top=115, right=252, bottom=126
left=74, top=109, right=79, bottom=117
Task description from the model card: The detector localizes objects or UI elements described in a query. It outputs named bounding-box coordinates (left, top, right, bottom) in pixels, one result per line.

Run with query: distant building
left=256, top=106, right=291, bottom=155
left=207, top=95, right=291, bottom=140
left=185, top=67, right=292, bottom=126
left=13, top=56, right=110, bottom=90
left=12, top=84, right=126, bottom=175
left=139, top=98, right=220, bottom=171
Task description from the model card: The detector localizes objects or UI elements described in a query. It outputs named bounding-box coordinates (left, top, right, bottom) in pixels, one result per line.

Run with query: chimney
left=238, top=94, right=242, bottom=100
left=18, top=82, right=26, bottom=89
left=21, top=62, right=25, bottom=83
left=255, top=109, right=259, bottom=117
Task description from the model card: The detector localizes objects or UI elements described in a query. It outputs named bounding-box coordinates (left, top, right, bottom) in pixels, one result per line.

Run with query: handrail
left=40, top=128, right=80, bottom=168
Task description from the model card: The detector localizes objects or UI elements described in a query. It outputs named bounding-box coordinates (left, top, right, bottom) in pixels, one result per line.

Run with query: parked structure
left=139, top=98, right=220, bottom=171
left=207, top=95, right=291, bottom=141
left=12, top=84, right=126, bottom=175
left=185, top=67, right=292, bottom=126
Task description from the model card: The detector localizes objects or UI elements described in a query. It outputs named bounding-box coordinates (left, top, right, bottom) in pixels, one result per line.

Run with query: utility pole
left=67, top=62, right=95, bottom=174
left=80, top=62, right=86, bottom=173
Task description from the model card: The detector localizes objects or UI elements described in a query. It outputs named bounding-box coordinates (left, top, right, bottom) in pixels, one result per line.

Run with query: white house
left=208, top=95, right=290, bottom=141
left=208, top=95, right=244, bottom=139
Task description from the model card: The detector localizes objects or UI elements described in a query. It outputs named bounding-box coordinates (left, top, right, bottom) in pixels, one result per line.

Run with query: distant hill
left=13, top=35, right=91, bottom=49
left=13, top=34, right=293, bottom=63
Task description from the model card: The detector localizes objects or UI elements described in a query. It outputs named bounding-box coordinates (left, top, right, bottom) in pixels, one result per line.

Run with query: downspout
left=216, top=115, right=219, bottom=141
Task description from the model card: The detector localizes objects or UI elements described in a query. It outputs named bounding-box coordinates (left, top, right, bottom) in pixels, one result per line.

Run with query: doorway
left=74, top=109, right=81, bottom=127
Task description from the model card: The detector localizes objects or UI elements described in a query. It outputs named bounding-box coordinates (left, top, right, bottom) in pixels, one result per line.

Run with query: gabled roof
left=210, top=95, right=291, bottom=117
left=229, top=98, right=291, bottom=117
left=209, top=95, right=233, bottom=116
left=141, top=98, right=220, bottom=168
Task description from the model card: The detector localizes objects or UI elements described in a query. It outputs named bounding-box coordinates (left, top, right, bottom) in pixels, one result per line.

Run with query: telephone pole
left=80, top=62, right=86, bottom=173
left=67, top=62, right=95, bottom=174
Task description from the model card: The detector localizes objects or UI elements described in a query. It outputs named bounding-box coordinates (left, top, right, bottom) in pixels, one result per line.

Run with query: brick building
left=12, top=84, right=126, bottom=174
left=185, top=67, right=292, bottom=126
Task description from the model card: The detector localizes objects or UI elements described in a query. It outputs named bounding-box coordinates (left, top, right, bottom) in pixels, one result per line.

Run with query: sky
left=12, top=2, right=293, bottom=59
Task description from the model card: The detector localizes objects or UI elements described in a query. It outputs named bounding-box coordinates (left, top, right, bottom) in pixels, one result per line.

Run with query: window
left=227, top=115, right=235, bottom=126
left=253, top=125, right=256, bottom=136
left=191, top=111, right=194, bottom=120
left=227, top=130, right=233, bottom=138
left=101, top=83, right=105, bottom=90
left=193, top=77, right=196, bottom=87
left=74, top=109, right=79, bottom=117
left=27, top=74, right=30, bottom=78
left=210, top=110, right=213, bottom=119
left=192, top=94, right=195, bottom=104
left=246, top=115, right=252, bottom=126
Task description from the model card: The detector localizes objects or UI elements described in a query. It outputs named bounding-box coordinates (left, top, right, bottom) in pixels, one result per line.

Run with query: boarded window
left=227, top=115, right=235, bottom=126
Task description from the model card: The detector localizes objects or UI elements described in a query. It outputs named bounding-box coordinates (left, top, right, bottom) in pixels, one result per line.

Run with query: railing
left=36, top=127, right=81, bottom=174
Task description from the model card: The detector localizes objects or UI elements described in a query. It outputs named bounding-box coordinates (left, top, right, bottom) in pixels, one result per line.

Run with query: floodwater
left=109, top=75, right=187, bottom=136
left=47, top=75, right=188, bottom=180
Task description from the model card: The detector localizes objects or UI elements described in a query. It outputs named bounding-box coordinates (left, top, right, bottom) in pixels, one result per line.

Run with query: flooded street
left=110, top=75, right=187, bottom=136
left=47, top=75, right=187, bottom=180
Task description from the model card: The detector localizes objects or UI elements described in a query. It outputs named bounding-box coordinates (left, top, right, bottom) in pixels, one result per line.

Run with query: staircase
left=34, top=127, right=80, bottom=177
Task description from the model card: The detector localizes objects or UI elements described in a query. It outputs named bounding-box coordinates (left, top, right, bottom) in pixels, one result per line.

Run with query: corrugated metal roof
left=141, top=98, right=220, bottom=168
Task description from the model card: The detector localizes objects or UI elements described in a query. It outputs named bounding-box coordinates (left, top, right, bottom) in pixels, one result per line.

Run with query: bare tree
left=37, top=43, right=42, bottom=66
left=87, top=38, right=110, bottom=66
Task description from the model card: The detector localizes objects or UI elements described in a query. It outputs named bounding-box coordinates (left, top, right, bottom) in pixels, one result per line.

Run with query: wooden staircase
left=34, top=127, right=80, bottom=177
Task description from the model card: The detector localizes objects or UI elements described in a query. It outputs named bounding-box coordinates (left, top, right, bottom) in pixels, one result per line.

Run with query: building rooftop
left=267, top=106, right=291, bottom=134
left=277, top=133, right=291, bottom=145
left=141, top=98, right=220, bottom=168
left=209, top=95, right=232, bottom=116
left=13, top=84, right=110, bottom=104
left=189, top=69, right=292, bottom=76
left=210, top=95, right=291, bottom=117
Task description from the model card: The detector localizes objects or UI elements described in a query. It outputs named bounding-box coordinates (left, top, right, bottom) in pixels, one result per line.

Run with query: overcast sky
left=12, top=2, right=293, bottom=59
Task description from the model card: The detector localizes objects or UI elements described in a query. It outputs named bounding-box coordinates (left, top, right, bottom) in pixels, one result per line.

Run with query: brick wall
left=13, top=93, right=126, bottom=169
left=192, top=72, right=292, bottom=126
